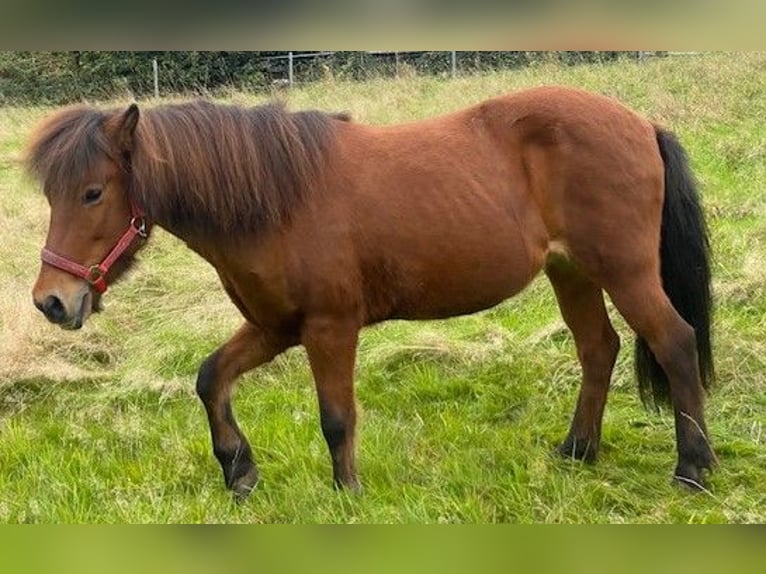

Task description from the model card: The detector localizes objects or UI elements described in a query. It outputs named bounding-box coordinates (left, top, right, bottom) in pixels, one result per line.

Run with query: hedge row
left=0, top=51, right=629, bottom=105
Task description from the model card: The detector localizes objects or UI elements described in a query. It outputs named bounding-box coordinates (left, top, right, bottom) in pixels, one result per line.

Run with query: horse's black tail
left=635, top=127, right=714, bottom=408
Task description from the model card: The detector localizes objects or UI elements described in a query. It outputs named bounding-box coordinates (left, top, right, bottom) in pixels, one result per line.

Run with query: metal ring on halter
left=87, top=265, right=105, bottom=282
left=131, top=216, right=148, bottom=238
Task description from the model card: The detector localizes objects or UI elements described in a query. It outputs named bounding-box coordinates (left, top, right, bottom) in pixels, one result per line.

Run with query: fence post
left=153, top=58, right=159, bottom=99
left=451, top=51, right=457, bottom=78
left=288, top=52, right=294, bottom=86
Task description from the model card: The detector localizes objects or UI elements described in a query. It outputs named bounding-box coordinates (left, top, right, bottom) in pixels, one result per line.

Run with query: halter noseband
left=40, top=195, right=148, bottom=294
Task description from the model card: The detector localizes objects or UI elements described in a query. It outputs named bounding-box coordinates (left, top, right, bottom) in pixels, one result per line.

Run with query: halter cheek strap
left=40, top=197, right=149, bottom=294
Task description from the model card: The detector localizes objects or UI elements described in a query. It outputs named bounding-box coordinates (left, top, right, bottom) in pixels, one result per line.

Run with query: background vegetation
left=0, top=51, right=625, bottom=104
left=0, top=52, right=763, bottom=523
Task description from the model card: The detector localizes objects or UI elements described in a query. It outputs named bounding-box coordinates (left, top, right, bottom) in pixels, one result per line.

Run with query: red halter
left=40, top=196, right=148, bottom=294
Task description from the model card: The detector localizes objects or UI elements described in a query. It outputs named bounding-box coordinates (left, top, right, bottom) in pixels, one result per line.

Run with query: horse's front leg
left=196, top=322, right=292, bottom=499
left=302, top=315, right=361, bottom=491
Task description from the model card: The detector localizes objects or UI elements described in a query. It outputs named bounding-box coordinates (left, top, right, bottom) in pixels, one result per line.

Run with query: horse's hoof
left=346, top=480, right=363, bottom=494
left=673, top=441, right=715, bottom=491
left=672, top=463, right=709, bottom=491
left=230, top=467, right=259, bottom=502
left=556, top=436, right=598, bottom=464
left=334, top=477, right=363, bottom=494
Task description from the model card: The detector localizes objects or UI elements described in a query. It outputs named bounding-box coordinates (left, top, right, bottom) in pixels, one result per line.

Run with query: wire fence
left=146, top=51, right=650, bottom=95
left=0, top=51, right=696, bottom=105
left=233, top=51, right=692, bottom=88
left=259, top=51, right=464, bottom=86
left=244, top=51, right=639, bottom=88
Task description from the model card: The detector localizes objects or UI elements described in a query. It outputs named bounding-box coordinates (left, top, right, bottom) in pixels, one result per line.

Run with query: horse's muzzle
left=33, top=290, right=91, bottom=330
left=35, top=294, right=68, bottom=324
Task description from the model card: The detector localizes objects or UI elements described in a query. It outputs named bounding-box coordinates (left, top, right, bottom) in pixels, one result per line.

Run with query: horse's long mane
left=26, top=100, right=347, bottom=237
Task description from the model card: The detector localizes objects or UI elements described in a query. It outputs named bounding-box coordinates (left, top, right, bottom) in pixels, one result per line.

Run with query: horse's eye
left=83, top=187, right=103, bottom=205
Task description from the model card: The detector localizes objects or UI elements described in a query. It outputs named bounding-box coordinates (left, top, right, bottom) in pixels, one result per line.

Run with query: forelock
left=25, top=106, right=115, bottom=196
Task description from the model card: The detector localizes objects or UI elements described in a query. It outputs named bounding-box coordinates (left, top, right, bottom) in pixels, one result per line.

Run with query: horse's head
left=28, top=103, right=146, bottom=330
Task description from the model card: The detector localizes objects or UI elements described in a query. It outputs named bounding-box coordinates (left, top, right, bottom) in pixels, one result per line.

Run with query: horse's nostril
left=41, top=295, right=67, bottom=324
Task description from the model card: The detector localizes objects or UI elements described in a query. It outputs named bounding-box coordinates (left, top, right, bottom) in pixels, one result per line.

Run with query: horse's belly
left=349, top=158, right=549, bottom=324
left=375, top=223, right=543, bottom=322
left=396, top=256, right=530, bottom=319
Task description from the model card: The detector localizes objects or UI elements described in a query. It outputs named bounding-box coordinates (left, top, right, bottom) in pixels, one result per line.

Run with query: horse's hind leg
left=606, top=276, right=714, bottom=487
left=196, top=322, right=292, bottom=499
left=546, top=261, right=620, bottom=462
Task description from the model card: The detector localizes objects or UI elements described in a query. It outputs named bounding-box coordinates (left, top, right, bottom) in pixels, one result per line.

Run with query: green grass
left=0, top=52, right=764, bottom=523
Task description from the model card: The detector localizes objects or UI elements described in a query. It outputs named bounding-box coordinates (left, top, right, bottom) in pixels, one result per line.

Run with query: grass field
left=0, top=52, right=764, bottom=523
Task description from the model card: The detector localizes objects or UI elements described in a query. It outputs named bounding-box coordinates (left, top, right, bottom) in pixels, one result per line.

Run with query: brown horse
left=26, top=86, right=714, bottom=498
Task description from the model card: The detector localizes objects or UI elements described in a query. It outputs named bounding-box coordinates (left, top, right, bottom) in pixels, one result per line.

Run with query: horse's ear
left=106, top=103, right=140, bottom=154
